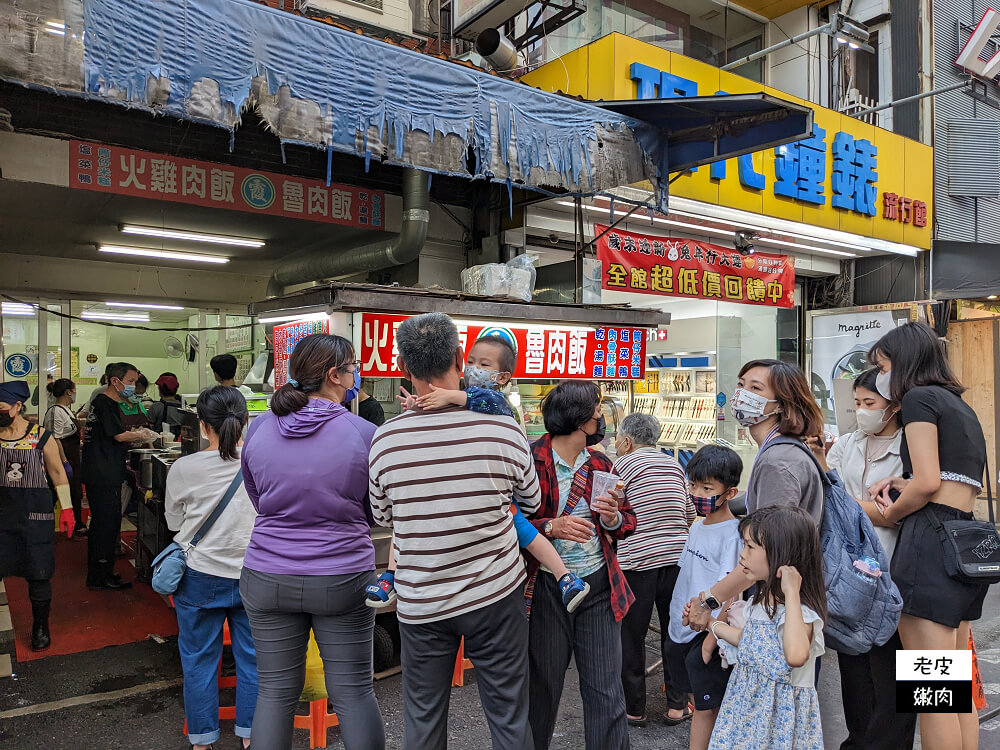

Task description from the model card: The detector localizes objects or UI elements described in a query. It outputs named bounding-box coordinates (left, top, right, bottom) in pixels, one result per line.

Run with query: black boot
left=86, top=561, right=131, bottom=591
left=31, top=600, right=51, bottom=651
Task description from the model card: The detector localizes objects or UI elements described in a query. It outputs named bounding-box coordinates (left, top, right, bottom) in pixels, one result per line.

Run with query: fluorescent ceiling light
left=99, top=245, right=230, bottom=264
left=755, top=237, right=857, bottom=258
left=257, top=312, right=330, bottom=325
left=667, top=196, right=919, bottom=257
left=561, top=202, right=858, bottom=257
left=120, top=224, right=265, bottom=248
left=2, top=303, right=38, bottom=317
left=106, top=301, right=185, bottom=310
left=81, top=311, right=150, bottom=322
left=45, top=20, right=65, bottom=35
left=582, top=197, right=873, bottom=253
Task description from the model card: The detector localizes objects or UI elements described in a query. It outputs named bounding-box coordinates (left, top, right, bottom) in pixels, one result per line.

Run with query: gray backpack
left=759, top=437, right=903, bottom=656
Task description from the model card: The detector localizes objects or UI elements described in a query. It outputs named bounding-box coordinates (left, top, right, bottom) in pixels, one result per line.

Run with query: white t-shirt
left=668, top=517, right=743, bottom=645
left=743, top=602, right=826, bottom=688
left=164, top=449, right=256, bottom=579
left=43, top=404, right=78, bottom=439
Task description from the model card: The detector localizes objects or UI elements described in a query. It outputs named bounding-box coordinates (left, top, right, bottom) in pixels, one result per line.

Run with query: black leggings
left=0, top=577, right=50, bottom=603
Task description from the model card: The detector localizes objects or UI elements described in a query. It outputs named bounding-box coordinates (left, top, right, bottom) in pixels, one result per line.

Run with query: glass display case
left=519, top=382, right=625, bottom=454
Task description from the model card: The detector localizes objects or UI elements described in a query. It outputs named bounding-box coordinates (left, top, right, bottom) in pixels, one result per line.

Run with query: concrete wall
left=767, top=6, right=828, bottom=107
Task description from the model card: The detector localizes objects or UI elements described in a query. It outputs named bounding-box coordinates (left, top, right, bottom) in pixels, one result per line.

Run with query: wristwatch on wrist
left=700, top=590, right=722, bottom=610
left=544, top=521, right=554, bottom=537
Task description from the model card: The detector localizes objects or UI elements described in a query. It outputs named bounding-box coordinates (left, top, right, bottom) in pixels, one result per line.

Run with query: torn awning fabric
left=75, top=0, right=668, bottom=208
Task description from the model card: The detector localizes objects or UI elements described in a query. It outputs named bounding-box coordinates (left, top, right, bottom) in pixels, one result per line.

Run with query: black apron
left=0, top=424, right=55, bottom=580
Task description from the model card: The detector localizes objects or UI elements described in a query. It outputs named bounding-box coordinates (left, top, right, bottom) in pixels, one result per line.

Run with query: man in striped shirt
left=612, top=413, right=696, bottom=726
left=369, top=312, right=540, bottom=749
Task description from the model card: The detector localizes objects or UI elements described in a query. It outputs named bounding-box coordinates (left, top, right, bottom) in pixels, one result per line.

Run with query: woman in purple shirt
left=240, top=334, right=385, bottom=750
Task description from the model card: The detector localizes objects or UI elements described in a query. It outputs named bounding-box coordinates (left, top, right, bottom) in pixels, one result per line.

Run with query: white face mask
left=856, top=407, right=894, bottom=436
left=730, top=387, right=779, bottom=427
left=875, top=370, right=891, bottom=400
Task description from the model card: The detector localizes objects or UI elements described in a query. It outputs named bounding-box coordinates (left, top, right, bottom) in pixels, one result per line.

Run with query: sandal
left=663, top=705, right=694, bottom=726
left=627, top=714, right=648, bottom=728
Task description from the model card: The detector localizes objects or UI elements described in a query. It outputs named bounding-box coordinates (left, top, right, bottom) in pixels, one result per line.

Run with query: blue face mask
left=120, top=384, right=136, bottom=399
left=343, top=370, right=361, bottom=404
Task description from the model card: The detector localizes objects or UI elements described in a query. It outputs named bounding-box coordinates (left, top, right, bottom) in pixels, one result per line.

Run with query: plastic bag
left=301, top=630, right=328, bottom=701
left=460, top=254, right=537, bottom=302
left=505, top=254, right=537, bottom=301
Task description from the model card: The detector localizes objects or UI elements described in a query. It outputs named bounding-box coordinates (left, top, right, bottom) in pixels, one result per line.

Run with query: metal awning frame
left=249, top=282, right=671, bottom=328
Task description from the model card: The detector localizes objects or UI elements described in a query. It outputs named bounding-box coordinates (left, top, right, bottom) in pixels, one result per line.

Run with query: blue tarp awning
left=596, top=93, right=814, bottom=173
left=0, top=0, right=813, bottom=211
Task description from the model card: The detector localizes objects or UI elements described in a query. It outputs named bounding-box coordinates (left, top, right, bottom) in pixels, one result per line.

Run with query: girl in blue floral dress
left=704, top=505, right=826, bottom=750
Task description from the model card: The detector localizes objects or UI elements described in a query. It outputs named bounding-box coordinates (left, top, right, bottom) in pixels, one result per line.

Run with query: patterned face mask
left=689, top=492, right=722, bottom=516
left=730, top=388, right=779, bottom=427
left=464, top=365, right=503, bottom=390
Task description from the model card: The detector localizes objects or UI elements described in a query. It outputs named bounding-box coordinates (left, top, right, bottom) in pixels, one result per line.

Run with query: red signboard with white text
left=69, top=140, right=384, bottom=229
left=595, top=224, right=795, bottom=308
left=361, top=313, right=647, bottom=381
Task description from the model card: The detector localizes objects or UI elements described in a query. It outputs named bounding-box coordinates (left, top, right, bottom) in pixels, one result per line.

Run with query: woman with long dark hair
left=526, top=380, right=637, bottom=750
left=868, top=321, right=988, bottom=750
left=165, top=386, right=257, bottom=750
left=817, top=368, right=916, bottom=750
left=43, top=378, right=87, bottom=537
left=240, top=334, right=384, bottom=750
left=687, top=359, right=825, bottom=631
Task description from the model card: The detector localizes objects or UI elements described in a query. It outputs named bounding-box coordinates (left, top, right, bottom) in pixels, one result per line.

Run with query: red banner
left=273, top=318, right=331, bottom=387
left=360, top=313, right=647, bottom=381
left=595, top=224, right=795, bottom=308
left=69, top=140, right=384, bottom=230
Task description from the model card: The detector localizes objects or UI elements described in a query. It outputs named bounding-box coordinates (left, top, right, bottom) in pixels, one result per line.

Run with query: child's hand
left=397, top=386, right=418, bottom=411
left=415, top=384, right=466, bottom=410
left=777, top=565, right=802, bottom=598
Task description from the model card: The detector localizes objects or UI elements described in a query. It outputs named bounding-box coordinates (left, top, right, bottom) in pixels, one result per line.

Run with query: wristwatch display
left=544, top=520, right=554, bottom=536
left=701, top=591, right=722, bottom=610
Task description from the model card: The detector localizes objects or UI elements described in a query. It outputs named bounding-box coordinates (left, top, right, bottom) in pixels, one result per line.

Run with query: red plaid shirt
left=525, top=434, right=636, bottom=622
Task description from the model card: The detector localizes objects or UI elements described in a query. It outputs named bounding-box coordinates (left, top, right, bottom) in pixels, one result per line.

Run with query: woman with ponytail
left=239, top=334, right=385, bottom=750
left=165, top=386, right=257, bottom=750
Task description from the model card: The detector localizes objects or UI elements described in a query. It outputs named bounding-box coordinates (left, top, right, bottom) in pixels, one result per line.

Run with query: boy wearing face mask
left=664, top=445, right=743, bottom=750
left=366, top=335, right=591, bottom=613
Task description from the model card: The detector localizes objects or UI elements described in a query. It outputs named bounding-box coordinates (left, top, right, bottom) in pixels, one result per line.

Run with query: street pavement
left=3, top=585, right=1000, bottom=749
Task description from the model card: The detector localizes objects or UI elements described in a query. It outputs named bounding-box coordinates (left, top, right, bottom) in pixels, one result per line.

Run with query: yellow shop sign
left=522, top=33, right=933, bottom=251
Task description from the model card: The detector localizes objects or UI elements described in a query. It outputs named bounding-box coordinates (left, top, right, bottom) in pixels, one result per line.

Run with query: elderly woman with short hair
left=613, top=413, right=696, bottom=727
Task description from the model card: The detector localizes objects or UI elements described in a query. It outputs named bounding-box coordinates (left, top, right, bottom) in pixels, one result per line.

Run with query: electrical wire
left=1, top=294, right=255, bottom=333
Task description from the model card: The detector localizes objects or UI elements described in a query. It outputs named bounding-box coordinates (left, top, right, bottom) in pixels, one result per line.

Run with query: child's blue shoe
left=365, top=571, right=397, bottom=609
left=559, top=572, right=590, bottom=613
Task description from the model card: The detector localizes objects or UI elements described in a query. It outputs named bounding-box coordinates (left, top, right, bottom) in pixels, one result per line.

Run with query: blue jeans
left=174, top=568, right=258, bottom=746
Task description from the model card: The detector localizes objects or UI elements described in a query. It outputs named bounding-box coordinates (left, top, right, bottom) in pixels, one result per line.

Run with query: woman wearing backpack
left=686, top=360, right=825, bottom=630
left=868, top=322, right=988, bottom=750
left=819, top=368, right=916, bottom=750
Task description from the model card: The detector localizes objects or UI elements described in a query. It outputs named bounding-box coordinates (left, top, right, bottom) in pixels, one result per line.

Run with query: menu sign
left=272, top=318, right=331, bottom=387
left=595, top=224, right=795, bottom=308
left=69, top=140, right=384, bottom=229
left=360, top=313, right=648, bottom=381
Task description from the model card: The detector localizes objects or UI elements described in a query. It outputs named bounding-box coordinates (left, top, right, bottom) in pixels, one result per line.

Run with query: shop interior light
left=81, top=311, right=150, bottom=322
left=453, top=318, right=594, bottom=334
left=989, top=295, right=998, bottom=300
left=2, top=303, right=39, bottom=317
left=105, top=301, right=185, bottom=310
left=99, top=245, right=230, bottom=264
left=564, top=200, right=869, bottom=256
left=44, top=20, right=65, bottom=35
left=562, top=201, right=859, bottom=258
left=256, top=311, right=330, bottom=325
left=120, top=225, right=265, bottom=248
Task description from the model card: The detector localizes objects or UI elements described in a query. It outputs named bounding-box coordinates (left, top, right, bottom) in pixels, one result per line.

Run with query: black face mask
left=0, top=413, right=13, bottom=428
left=585, top=414, right=607, bottom=446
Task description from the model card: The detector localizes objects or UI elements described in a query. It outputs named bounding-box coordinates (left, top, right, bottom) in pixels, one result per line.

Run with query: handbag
left=151, top=469, right=244, bottom=595
left=925, top=461, right=1000, bottom=585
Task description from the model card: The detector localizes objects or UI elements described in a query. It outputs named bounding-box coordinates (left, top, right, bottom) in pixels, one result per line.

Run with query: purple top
left=242, top=399, right=376, bottom=575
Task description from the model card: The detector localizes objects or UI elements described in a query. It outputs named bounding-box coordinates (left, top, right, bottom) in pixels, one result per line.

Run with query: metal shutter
left=946, top=119, right=1000, bottom=197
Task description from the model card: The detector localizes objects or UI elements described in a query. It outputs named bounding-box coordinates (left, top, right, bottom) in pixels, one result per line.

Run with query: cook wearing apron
left=0, top=380, right=71, bottom=651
